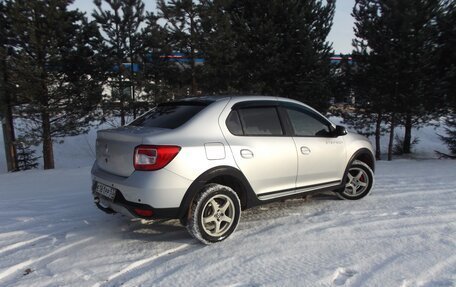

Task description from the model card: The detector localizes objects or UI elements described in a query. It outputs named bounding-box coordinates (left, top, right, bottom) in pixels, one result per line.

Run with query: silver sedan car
left=91, top=96, right=375, bottom=244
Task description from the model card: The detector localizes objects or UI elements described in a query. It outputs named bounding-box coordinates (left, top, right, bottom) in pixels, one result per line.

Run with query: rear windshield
left=129, top=102, right=208, bottom=129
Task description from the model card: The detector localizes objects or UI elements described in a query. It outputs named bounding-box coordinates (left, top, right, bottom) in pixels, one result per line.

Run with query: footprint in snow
left=23, top=268, right=33, bottom=276
left=332, top=267, right=357, bottom=286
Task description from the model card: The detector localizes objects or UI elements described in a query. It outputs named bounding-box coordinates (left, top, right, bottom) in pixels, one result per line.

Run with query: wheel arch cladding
left=350, top=148, right=375, bottom=172
left=177, top=166, right=257, bottom=219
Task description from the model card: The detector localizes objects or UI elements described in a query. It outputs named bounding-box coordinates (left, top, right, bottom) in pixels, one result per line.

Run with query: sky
left=329, top=0, right=356, bottom=54
left=71, top=0, right=356, bottom=54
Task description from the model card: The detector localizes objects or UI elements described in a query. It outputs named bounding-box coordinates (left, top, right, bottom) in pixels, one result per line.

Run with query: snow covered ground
left=0, top=160, right=455, bottom=286
left=0, top=117, right=455, bottom=286
left=0, top=124, right=99, bottom=174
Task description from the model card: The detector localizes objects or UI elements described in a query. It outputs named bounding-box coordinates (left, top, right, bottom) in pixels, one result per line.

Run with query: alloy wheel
left=343, top=167, right=370, bottom=197
left=201, top=194, right=235, bottom=237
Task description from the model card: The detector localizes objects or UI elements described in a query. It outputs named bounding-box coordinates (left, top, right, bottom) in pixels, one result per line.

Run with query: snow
left=0, top=119, right=455, bottom=286
left=329, top=117, right=451, bottom=159
left=372, top=123, right=451, bottom=158
left=0, top=163, right=455, bottom=285
left=0, top=123, right=100, bottom=174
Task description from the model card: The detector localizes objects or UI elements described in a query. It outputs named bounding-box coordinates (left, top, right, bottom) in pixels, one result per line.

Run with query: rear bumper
left=91, top=162, right=192, bottom=219
left=92, top=183, right=180, bottom=219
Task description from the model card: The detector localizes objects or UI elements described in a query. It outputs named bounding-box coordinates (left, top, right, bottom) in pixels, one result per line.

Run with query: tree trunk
left=41, top=109, right=54, bottom=169
left=132, top=84, right=136, bottom=119
left=190, top=4, right=197, bottom=96
left=119, top=75, right=125, bottom=126
left=403, top=113, right=412, bottom=154
left=1, top=55, right=18, bottom=171
left=375, top=112, right=382, bottom=160
left=131, top=79, right=136, bottom=120
left=388, top=113, right=395, bottom=161
left=129, top=36, right=136, bottom=120
left=40, top=77, right=54, bottom=169
left=191, top=59, right=196, bottom=96
left=1, top=105, right=18, bottom=172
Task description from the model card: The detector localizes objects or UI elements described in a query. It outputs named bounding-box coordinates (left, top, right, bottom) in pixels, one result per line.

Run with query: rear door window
left=129, top=103, right=207, bottom=129
left=237, top=107, right=283, bottom=136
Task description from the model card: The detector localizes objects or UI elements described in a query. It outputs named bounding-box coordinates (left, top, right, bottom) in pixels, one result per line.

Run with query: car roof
left=160, top=95, right=231, bottom=106
left=172, top=95, right=304, bottom=105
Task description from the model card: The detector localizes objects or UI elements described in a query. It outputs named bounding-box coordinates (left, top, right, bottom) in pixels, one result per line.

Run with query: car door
left=282, top=103, right=347, bottom=188
left=223, top=102, right=298, bottom=195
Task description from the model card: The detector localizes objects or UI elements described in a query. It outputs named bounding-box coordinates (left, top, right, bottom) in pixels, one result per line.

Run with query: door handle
left=300, top=146, right=311, bottom=155
left=240, top=149, right=254, bottom=159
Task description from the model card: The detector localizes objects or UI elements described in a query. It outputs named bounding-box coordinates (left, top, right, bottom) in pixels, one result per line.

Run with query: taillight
left=134, top=145, right=181, bottom=171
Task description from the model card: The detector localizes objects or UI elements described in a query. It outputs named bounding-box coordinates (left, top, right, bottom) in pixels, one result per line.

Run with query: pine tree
left=141, top=12, right=180, bottom=104
left=198, top=0, right=240, bottom=94
left=396, top=0, right=442, bottom=154
left=435, top=2, right=455, bottom=158
left=352, top=0, right=443, bottom=159
left=199, top=0, right=335, bottom=111
left=330, top=55, right=354, bottom=103
left=15, top=140, right=40, bottom=171
left=436, top=0, right=456, bottom=108
left=351, top=24, right=393, bottom=160
left=433, top=1, right=455, bottom=157
left=439, top=116, right=456, bottom=155
left=158, top=0, right=202, bottom=96
left=0, top=1, right=18, bottom=171
left=93, top=0, right=146, bottom=125
left=8, top=0, right=103, bottom=169
left=352, top=0, right=402, bottom=160
left=338, top=53, right=387, bottom=160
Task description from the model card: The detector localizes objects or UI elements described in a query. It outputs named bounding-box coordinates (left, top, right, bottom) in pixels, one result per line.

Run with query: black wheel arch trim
left=344, top=148, right=376, bottom=179
left=177, top=164, right=355, bottom=220
left=177, top=165, right=259, bottom=219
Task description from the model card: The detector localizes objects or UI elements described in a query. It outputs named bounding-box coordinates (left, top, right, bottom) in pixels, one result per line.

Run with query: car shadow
left=113, top=191, right=342, bottom=243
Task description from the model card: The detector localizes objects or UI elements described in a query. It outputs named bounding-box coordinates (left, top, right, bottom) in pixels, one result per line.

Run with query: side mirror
left=335, top=125, right=347, bottom=136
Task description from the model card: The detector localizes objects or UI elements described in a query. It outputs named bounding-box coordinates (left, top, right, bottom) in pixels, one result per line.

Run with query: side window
left=286, top=108, right=331, bottom=137
left=238, top=107, right=283, bottom=136
left=226, top=111, right=243, bottom=136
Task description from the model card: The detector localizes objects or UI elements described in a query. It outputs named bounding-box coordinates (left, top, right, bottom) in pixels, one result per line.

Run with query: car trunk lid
left=95, top=126, right=167, bottom=177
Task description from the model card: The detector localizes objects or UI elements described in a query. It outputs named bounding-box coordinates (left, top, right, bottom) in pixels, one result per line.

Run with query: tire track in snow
left=412, top=254, right=456, bottom=286
left=0, top=237, right=93, bottom=281
left=347, top=253, right=403, bottom=287
left=92, top=243, right=189, bottom=287
left=380, top=188, right=455, bottom=198
left=0, top=234, right=49, bottom=256
left=0, top=231, right=26, bottom=240
left=332, top=267, right=357, bottom=285
left=0, top=222, right=97, bottom=257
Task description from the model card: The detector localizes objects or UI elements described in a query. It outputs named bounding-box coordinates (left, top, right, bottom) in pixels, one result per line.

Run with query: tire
left=186, top=183, right=241, bottom=244
left=337, top=160, right=374, bottom=200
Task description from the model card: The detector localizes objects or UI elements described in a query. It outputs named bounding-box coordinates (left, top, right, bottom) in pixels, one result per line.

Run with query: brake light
left=134, top=145, right=181, bottom=171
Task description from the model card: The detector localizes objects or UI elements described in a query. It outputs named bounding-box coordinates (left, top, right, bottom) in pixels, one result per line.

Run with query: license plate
left=95, top=183, right=116, bottom=201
